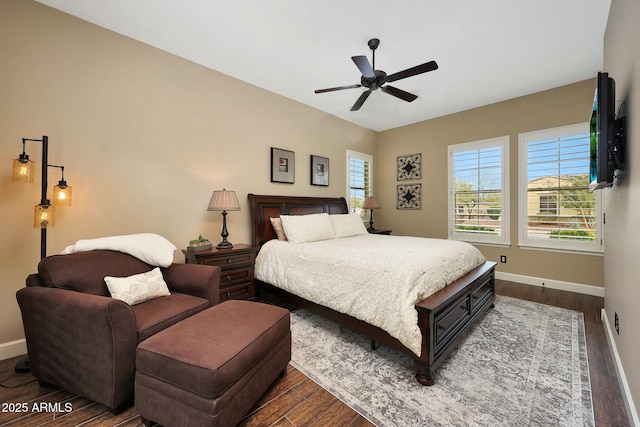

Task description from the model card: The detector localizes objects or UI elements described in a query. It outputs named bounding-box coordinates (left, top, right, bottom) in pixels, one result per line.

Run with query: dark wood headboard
left=248, top=194, right=349, bottom=247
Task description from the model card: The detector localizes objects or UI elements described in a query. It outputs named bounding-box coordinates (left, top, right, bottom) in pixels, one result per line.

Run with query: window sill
left=517, top=244, right=603, bottom=256
left=471, top=242, right=512, bottom=248
left=451, top=237, right=511, bottom=248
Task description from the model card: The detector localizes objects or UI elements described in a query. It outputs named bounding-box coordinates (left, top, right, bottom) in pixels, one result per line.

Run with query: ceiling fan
left=314, top=38, right=438, bottom=111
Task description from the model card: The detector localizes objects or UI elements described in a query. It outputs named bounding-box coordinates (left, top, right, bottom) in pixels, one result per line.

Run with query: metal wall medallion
left=397, top=153, right=421, bottom=181
left=396, top=183, right=421, bottom=210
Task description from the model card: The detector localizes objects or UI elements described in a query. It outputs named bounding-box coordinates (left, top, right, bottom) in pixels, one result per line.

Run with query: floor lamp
left=12, top=135, right=73, bottom=372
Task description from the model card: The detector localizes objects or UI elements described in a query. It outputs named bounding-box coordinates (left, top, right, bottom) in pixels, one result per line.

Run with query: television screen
left=589, top=72, right=616, bottom=191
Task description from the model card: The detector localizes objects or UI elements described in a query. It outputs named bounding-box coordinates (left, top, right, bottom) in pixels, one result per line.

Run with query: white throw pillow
left=279, top=213, right=335, bottom=243
left=330, top=213, right=369, bottom=238
left=105, top=267, right=171, bottom=305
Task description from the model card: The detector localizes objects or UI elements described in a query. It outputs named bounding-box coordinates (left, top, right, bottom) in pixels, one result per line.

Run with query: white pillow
left=330, top=213, right=369, bottom=238
left=105, top=267, right=171, bottom=305
left=279, top=213, right=335, bottom=243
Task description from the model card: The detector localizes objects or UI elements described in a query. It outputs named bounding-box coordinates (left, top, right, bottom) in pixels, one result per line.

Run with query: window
left=518, top=123, right=602, bottom=253
left=448, top=136, right=510, bottom=246
left=346, top=150, right=373, bottom=214
left=539, top=195, right=557, bottom=214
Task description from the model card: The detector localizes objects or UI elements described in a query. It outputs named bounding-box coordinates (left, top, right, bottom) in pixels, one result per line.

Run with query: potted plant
left=187, top=234, right=212, bottom=252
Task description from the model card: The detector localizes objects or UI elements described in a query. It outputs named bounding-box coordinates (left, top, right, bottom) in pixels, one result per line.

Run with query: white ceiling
left=36, top=0, right=611, bottom=132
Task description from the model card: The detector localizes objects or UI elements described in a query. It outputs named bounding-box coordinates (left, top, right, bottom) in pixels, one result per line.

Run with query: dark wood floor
left=0, top=280, right=629, bottom=426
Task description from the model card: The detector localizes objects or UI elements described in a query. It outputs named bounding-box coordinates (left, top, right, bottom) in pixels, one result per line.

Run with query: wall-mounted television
left=589, top=72, right=625, bottom=190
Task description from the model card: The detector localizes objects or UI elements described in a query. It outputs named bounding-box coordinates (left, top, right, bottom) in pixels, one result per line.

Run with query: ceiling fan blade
left=351, top=55, right=375, bottom=78
left=315, top=84, right=362, bottom=94
left=386, top=60, right=438, bottom=82
left=350, top=90, right=372, bottom=111
left=381, top=85, right=418, bottom=102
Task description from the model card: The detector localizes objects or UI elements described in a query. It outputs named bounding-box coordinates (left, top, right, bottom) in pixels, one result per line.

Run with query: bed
left=248, top=194, right=496, bottom=385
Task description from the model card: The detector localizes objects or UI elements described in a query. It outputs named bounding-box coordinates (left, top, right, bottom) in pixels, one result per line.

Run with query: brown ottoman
left=135, top=300, right=291, bottom=427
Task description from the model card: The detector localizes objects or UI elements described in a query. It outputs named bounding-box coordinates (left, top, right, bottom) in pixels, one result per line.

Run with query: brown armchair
left=16, top=250, right=221, bottom=414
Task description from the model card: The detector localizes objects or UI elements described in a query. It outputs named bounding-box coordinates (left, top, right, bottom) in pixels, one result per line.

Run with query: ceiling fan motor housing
left=361, top=70, right=387, bottom=91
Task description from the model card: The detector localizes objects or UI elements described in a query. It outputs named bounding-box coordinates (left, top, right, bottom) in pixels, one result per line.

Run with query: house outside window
left=518, top=123, right=602, bottom=254
left=448, top=136, right=510, bottom=246
left=346, top=150, right=373, bottom=217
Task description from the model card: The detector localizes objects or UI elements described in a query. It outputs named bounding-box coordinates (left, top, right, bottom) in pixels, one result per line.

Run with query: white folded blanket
left=62, top=233, right=177, bottom=267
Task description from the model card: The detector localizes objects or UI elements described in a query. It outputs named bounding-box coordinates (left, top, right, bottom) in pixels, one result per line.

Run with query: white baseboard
left=601, top=308, right=639, bottom=427
left=0, top=339, right=27, bottom=361
left=495, top=271, right=605, bottom=297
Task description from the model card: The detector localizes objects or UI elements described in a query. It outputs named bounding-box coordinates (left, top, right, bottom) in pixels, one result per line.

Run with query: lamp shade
left=53, top=182, right=72, bottom=207
left=12, top=157, right=34, bottom=183
left=207, top=189, right=240, bottom=212
left=34, top=203, right=55, bottom=228
left=363, top=196, right=381, bottom=210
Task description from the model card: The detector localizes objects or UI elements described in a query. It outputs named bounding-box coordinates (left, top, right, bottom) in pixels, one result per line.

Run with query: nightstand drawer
left=202, top=252, right=255, bottom=268
left=220, top=284, right=252, bottom=301
left=182, top=244, right=258, bottom=301
left=220, top=267, right=252, bottom=287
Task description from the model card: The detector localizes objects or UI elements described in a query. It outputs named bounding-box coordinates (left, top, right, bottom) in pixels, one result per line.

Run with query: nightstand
left=183, top=244, right=259, bottom=302
left=368, top=229, right=392, bottom=235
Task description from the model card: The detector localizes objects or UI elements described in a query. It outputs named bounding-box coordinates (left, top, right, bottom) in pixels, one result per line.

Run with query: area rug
left=289, top=295, right=594, bottom=426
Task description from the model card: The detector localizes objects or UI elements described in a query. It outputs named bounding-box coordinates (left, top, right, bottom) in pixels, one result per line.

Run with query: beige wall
left=0, top=1, right=377, bottom=345
left=0, top=0, right=616, bottom=364
left=377, top=80, right=604, bottom=287
left=603, top=0, right=640, bottom=420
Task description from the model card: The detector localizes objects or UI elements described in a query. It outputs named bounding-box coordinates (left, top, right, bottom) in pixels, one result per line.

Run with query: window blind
left=346, top=150, right=373, bottom=215
left=452, top=146, right=503, bottom=238
left=524, top=132, right=596, bottom=243
left=349, top=157, right=370, bottom=212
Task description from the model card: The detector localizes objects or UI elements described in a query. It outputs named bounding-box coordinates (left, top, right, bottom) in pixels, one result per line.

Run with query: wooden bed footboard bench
left=248, top=193, right=496, bottom=385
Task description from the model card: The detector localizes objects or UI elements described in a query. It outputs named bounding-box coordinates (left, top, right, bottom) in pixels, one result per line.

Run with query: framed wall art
left=310, top=155, right=329, bottom=186
left=397, top=183, right=422, bottom=210
left=270, top=147, right=295, bottom=184
left=397, top=153, right=422, bottom=181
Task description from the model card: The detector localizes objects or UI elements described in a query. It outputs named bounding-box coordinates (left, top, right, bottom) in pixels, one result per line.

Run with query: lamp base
left=216, top=240, right=234, bottom=249
left=216, top=210, right=234, bottom=249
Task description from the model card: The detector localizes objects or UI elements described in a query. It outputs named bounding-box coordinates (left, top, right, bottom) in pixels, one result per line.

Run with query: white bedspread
left=255, top=234, right=486, bottom=356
